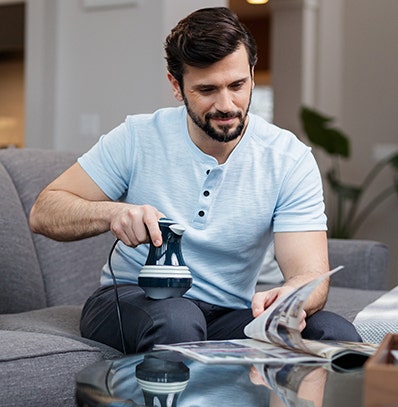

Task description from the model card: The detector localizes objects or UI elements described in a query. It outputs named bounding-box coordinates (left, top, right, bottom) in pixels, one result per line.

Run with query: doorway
left=0, top=2, right=25, bottom=148
left=229, top=0, right=273, bottom=122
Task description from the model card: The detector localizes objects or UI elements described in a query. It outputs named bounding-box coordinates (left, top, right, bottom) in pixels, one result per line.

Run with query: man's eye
left=200, top=88, right=215, bottom=94
left=230, top=82, right=244, bottom=90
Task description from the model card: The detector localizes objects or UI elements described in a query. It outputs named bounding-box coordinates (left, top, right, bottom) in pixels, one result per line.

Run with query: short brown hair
left=165, top=7, right=257, bottom=87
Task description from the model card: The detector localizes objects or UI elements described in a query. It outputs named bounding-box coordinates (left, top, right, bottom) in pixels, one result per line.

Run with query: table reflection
left=250, top=363, right=327, bottom=407
left=135, top=355, right=189, bottom=407
left=76, top=350, right=363, bottom=407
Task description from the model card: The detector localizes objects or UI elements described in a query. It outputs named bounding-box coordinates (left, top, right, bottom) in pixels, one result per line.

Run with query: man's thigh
left=205, top=307, right=255, bottom=340
left=303, top=310, right=362, bottom=341
left=80, top=285, right=207, bottom=353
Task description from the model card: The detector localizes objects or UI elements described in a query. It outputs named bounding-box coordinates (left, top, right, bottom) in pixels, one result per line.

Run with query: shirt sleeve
left=272, top=148, right=327, bottom=232
left=77, top=120, right=134, bottom=200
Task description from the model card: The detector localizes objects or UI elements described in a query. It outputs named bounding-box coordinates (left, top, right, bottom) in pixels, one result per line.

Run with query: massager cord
left=108, top=238, right=127, bottom=355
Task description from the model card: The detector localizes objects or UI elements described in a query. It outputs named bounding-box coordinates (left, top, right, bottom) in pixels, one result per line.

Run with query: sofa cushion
left=0, top=305, right=82, bottom=336
left=323, top=286, right=385, bottom=322
left=0, top=305, right=121, bottom=359
left=0, top=330, right=105, bottom=407
left=0, top=148, right=115, bottom=308
left=0, top=161, right=46, bottom=313
left=328, top=239, right=389, bottom=290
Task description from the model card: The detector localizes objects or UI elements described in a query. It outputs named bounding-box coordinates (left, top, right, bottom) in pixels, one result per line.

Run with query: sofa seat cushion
left=0, top=330, right=105, bottom=407
left=324, top=286, right=386, bottom=322
left=0, top=305, right=82, bottom=336
left=0, top=305, right=121, bottom=359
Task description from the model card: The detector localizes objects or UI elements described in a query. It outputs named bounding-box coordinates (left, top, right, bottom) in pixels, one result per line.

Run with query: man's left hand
left=251, top=286, right=307, bottom=332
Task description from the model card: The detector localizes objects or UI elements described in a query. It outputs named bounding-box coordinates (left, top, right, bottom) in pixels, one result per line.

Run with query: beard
left=184, top=93, right=252, bottom=143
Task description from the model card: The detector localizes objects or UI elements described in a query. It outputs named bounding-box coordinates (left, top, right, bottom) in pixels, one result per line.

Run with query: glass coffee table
left=76, top=350, right=365, bottom=406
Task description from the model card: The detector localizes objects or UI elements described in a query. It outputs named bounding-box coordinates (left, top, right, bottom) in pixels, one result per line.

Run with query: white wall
left=25, top=0, right=226, bottom=152
left=272, top=0, right=398, bottom=286
left=341, top=0, right=398, bottom=287
left=25, top=0, right=57, bottom=149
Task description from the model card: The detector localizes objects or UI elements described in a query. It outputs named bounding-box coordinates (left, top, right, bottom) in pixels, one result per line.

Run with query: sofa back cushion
left=0, top=148, right=114, bottom=311
left=328, top=238, right=389, bottom=290
left=0, top=160, right=46, bottom=313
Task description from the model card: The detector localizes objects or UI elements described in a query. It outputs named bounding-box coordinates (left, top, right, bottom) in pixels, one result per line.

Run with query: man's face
left=169, top=45, right=254, bottom=143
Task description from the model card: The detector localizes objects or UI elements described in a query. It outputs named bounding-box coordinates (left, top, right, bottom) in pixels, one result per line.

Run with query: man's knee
left=133, top=297, right=207, bottom=352
left=302, top=310, right=362, bottom=342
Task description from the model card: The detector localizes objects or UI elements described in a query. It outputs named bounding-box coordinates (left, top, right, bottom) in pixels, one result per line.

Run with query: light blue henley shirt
left=78, top=106, right=327, bottom=309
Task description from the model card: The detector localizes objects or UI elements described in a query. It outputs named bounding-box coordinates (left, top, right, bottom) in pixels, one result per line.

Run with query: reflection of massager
left=136, top=354, right=190, bottom=407
left=138, top=218, right=192, bottom=299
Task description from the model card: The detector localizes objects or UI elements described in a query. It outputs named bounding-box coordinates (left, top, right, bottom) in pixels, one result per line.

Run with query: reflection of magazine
left=252, top=363, right=327, bottom=407
left=155, top=267, right=377, bottom=368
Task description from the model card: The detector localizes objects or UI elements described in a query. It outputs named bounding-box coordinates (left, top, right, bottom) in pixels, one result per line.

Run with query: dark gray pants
left=80, top=284, right=362, bottom=354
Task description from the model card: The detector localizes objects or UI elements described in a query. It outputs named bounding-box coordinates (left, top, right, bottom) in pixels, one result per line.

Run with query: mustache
left=205, top=111, right=242, bottom=120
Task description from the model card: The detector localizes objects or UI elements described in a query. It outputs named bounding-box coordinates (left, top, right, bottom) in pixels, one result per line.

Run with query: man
left=30, top=7, right=361, bottom=354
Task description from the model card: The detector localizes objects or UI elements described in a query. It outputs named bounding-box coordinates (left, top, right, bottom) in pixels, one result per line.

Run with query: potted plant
left=300, top=106, right=398, bottom=238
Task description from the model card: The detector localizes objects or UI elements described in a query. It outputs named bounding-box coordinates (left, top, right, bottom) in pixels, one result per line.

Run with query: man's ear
left=167, top=72, right=183, bottom=102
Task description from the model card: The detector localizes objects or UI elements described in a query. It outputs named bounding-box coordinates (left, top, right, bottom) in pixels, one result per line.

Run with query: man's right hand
left=110, top=204, right=165, bottom=247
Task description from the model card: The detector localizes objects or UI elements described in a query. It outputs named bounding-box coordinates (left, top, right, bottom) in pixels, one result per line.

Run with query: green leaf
left=300, top=106, right=332, bottom=127
left=300, top=106, right=351, bottom=158
left=388, top=152, right=398, bottom=169
left=322, top=128, right=350, bottom=158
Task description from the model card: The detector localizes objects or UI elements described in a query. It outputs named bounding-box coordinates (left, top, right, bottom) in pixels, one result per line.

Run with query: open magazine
left=155, top=266, right=377, bottom=368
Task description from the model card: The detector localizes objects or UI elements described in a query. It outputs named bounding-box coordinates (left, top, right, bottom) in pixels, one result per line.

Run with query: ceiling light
left=246, top=0, right=269, bottom=4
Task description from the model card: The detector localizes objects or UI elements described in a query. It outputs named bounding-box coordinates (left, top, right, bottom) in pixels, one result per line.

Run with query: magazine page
left=298, top=339, right=377, bottom=370
left=244, top=267, right=343, bottom=354
left=238, top=338, right=376, bottom=368
left=154, top=338, right=376, bottom=366
left=154, top=339, right=327, bottom=365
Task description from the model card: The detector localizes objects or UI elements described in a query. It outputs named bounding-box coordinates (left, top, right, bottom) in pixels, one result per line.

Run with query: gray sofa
left=0, top=148, right=389, bottom=406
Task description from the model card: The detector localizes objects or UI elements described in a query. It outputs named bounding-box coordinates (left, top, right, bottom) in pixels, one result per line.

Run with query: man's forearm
left=283, top=277, right=329, bottom=316
left=30, top=190, right=116, bottom=241
left=274, top=231, right=330, bottom=316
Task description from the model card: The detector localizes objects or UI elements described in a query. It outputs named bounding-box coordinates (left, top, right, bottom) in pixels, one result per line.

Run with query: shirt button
left=203, top=190, right=210, bottom=197
left=198, top=210, right=205, bottom=217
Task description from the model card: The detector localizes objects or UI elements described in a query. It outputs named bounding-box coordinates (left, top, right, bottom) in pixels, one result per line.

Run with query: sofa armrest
left=328, top=238, right=389, bottom=290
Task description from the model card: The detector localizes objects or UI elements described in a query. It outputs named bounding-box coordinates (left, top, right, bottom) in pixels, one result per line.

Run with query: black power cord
left=108, top=239, right=127, bottom=355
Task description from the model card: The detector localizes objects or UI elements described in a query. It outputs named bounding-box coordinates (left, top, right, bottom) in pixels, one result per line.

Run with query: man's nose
left=214, top=89, right=234, bottom=113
